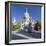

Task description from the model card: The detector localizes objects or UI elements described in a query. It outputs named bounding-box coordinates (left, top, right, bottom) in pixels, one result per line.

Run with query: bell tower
left=24, top=8, right=29, bottom=18
left=12, top=17, right=16, bottom=25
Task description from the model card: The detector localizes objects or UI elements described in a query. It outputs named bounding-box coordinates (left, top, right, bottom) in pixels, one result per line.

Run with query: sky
left=10, top=4, right=41, bottom=22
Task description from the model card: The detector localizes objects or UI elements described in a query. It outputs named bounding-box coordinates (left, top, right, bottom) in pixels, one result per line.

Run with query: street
left=11, top=30, right=41, bottom=40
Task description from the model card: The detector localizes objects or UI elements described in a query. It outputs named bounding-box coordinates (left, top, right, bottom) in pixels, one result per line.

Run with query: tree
left=34, top=21, right=41, bottom=31
left=11, top=22, right=21, bottom=31
left=15, top=22, right=20, bottom=29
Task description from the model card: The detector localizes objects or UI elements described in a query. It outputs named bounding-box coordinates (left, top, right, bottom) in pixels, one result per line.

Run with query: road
left=11, top=30, right=41, bottom=40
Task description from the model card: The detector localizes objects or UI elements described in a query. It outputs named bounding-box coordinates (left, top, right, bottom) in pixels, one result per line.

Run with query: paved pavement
left=11, top=30, right=41, bottom=40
